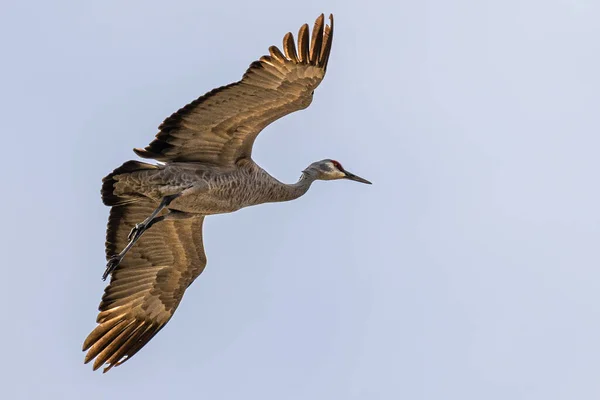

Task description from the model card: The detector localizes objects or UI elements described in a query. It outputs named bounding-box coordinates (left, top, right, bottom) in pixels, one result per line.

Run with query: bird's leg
left=102, top=215, right=166, bottom=280
left=102, top=193, right=180, bottom=280
left=127, top=193, right=180, bottom=240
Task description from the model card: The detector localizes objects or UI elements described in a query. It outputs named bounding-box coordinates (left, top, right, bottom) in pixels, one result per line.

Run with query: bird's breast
left=168, top=176, right=272, bottom=215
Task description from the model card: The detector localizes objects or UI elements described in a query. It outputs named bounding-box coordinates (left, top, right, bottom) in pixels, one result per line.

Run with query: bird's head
left=303, top=159, right=371, bottom=184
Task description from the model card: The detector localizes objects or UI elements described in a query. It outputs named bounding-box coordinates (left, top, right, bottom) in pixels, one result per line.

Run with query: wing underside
left=83, top=203, right=206, bottom=372
left=134, top=14, right=334, bottom=165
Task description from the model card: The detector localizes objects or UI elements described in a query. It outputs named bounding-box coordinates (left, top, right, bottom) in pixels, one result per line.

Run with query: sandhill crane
left=83, top=13, right=370, bottom=373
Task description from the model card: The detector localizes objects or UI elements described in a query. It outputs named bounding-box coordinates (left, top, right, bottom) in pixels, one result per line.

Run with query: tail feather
left=101, top=161, right=158, bottom=206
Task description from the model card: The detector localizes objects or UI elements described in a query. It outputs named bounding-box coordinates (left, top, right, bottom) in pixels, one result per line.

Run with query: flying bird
left=83, top=13, right=370, bottom=373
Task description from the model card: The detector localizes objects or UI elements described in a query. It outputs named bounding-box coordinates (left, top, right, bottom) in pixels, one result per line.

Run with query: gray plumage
left=83, top=13, right=370, bottom=373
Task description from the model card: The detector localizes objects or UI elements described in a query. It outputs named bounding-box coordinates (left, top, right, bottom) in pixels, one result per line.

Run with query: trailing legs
left=102, top=194, right=180, bottom=280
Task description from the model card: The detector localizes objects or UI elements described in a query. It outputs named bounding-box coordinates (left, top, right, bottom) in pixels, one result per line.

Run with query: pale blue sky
left=1, top=0, right=599, bottom=398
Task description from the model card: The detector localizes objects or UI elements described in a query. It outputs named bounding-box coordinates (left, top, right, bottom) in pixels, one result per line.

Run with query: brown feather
left=309, top=14, right=324, bottom=65
left=102, top=322, right=149, bottom=373
left=297, top=23, right=310, bottom=63
left=282, top=32, right=298, bottom=62
left=83, top=314, right=126, bottom=351
left=268, top=45, right=286, bottom=64
left=113, top=323, right=165, bottom=367
left=92, top=321, right=137, bottom=370
left=320, top=15, right=334, bottom=69
left=85, top=319, right=130, bottom=365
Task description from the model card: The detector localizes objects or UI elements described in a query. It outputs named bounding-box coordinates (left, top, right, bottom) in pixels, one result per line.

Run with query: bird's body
left=83, top=14, right=370, bottom=373
left=110, top=160, right=311, bottom=215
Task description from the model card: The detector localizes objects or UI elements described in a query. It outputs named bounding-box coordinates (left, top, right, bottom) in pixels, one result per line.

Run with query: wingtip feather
left=309, top=14, right=325, bottom=65
left=268, top=45, right=286, bottom=63
left=282, top=32, right=298, bottom=62
left=297, top=23, right=310, bottom=62
left=320, top=14, right=334, bottom=70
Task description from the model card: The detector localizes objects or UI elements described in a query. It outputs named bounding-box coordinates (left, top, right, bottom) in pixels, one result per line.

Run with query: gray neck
left=281, top=171, right=317, bottom=201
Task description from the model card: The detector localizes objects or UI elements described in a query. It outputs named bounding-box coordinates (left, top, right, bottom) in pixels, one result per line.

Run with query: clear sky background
left=1, top=0, right=599, bottom=398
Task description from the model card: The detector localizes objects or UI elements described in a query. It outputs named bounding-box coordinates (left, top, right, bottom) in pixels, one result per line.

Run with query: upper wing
left=134, top=14, right=334, bottom=165
left=82, top=203, right=207, bottom=373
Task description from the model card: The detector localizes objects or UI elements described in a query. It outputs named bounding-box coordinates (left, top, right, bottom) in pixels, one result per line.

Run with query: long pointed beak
left=344, top=170, right=372, bottom=184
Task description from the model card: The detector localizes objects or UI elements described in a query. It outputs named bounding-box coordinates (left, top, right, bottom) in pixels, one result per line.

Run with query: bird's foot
left=128, top=223, right=145, bottom=241
left=102, top=255, right=122, bottom=281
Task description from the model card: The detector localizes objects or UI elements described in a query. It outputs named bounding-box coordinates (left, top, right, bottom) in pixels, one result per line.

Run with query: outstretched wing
left=134, top=14, right=334, bottom=165
left=83, top=203, right=206, bottom=373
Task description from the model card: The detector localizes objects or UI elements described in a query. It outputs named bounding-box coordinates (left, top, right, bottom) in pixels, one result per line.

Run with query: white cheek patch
left=324, top=162, right=346, bottom=179
left=333, top=170, right=346, bottom=179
